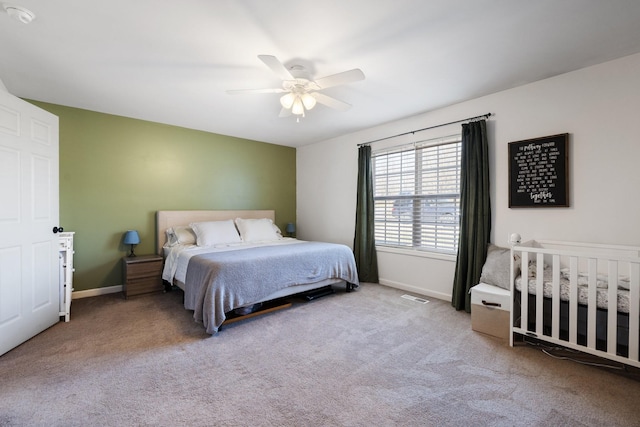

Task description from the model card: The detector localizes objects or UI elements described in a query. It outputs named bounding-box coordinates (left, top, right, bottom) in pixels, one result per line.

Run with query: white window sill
left=376, top=245, right=457, bottom=262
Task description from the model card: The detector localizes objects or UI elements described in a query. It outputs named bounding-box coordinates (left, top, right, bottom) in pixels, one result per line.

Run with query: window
left=373, top=135, right=461, bottom=254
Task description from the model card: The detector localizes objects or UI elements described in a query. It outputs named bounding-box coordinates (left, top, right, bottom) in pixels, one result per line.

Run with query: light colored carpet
left=1, top=283, right=639, bottom=427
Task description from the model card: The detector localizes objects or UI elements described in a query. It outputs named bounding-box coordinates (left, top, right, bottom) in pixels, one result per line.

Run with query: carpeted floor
left=1, top=282, right=639, bottom=427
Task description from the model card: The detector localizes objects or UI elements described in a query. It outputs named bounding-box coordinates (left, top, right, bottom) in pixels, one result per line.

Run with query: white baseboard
left=378, top=279, right=452, bottom=302
left=72, top=285, right=123, bottom=299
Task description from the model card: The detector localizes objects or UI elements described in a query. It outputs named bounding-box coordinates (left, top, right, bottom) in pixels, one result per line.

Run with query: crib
left=509, top=239, right=640, bottom=368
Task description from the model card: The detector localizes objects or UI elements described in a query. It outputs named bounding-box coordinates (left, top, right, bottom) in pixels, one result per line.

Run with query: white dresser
left=59, top=232, right=75, bottom=322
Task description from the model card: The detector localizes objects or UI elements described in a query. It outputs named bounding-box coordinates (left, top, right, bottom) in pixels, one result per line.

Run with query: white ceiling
left=2, top=1, right=640, bottom=148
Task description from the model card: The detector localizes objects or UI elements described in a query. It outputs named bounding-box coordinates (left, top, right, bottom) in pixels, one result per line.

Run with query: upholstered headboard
left=156, top=210, right=275, bottom=255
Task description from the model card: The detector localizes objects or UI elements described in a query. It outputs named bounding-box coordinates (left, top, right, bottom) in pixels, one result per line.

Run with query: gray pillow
left=479, top=244, right=520, bottom=290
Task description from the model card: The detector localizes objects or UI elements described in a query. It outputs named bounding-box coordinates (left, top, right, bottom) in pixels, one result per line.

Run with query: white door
left=0, top=89, right=59, bottom=356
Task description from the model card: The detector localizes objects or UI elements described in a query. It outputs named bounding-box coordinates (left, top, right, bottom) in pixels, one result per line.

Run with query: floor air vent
left=401, top=294, right=429, bottom=304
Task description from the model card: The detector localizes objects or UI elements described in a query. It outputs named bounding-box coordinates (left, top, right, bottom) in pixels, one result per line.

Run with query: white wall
left=297, top=52, right=640, bottom=302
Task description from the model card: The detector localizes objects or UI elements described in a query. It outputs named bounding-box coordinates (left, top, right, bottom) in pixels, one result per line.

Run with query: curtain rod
left=357, top=112, right=493, bottom=147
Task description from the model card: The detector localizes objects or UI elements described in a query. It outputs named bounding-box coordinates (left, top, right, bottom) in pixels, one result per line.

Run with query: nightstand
left=122, top=254, right=164, bottom=298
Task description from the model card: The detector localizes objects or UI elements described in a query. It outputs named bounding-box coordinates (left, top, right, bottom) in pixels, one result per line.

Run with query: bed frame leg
left=346, top=282, right=355, bottom=292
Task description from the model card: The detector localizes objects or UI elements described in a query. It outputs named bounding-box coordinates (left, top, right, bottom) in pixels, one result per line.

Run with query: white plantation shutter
left=373, top=135, right=461, bottom=254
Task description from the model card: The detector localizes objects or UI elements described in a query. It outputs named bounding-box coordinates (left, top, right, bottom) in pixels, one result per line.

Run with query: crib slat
left=509, top=249, right=517, bottom=347
left=569, top=256, right=578, bottom=345
left=551, top=254, right=561, bottom=339
left=535, top=253, right=544, bottom=335
left=629, top=263, right=640, bottom=362
left=607, top=261, right=618, bottom=355
left=587, top=258, right=597, bottom=350
left=520, top=252, right=529, bottom=333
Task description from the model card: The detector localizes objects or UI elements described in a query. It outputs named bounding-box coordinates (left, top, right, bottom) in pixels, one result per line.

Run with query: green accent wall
left=29, top=101, right=296, bottom=292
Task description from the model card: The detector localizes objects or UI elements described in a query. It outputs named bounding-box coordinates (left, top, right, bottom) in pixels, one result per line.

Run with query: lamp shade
left=123, top=230, right=140, bottom=245
left=291, top=97, right=304, bottom=115
left=280, top=93, right=295, bottom=109
left=301, top=93, right=316, bottom=110
left=285, top=223, right=296, bottom=234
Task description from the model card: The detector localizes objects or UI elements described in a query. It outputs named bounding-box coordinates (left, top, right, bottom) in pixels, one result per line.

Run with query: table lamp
left=123, top=230, right=140, bottom=257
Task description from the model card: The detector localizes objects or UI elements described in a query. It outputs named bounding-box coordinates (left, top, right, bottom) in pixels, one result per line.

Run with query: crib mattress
left=514, top=267, right=631, bottom=313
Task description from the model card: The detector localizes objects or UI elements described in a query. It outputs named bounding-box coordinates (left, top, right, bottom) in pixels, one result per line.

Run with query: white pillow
left=189, top=220, right=242, bottom=246
left=235, top=217, right=281, bottom=242
left=167, top=226, right=196, bottom=246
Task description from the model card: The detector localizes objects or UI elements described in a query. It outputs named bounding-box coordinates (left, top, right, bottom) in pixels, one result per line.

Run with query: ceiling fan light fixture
left=280, top=93, right=295, bottom=109
left=301, top=93, right=316, bottom=110
left=227, top=55, right=366, bottom=119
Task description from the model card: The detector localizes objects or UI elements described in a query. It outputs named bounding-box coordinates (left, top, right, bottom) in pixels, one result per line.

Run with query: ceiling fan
left=226, top=55, right=365, bottom=119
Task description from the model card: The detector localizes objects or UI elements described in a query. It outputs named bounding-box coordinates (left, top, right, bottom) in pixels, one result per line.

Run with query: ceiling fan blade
left=226, top=88, right=286, bottom=95
left=278, top=108, right=292, bottom=118
left=314, top=68, right=365, bottom=89
left=258, top=55, right=295, bottom=81
left=311, top=92, right=352, bottom=111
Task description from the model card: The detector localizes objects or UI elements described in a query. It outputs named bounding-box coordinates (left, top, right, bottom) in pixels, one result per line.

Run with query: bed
left=509, top=239, right=640, bottom=368
left=156, top=210, right=359, bottom=334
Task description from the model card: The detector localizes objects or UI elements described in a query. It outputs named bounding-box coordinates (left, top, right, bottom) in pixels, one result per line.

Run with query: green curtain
left=451, top=120, right=491, bottom=312
left=353, top=145, right=379, bottom=283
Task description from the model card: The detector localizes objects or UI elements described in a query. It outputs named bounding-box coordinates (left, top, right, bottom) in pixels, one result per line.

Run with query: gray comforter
left=184, top=241, right=359, bottom=333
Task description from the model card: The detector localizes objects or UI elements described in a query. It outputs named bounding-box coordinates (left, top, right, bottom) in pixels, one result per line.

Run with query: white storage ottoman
left=470, top=283, right=511, bottom=341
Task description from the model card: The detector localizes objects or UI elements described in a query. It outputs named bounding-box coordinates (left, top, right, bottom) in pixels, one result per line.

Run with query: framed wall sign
left=508, top=133, right=569, bottom=208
